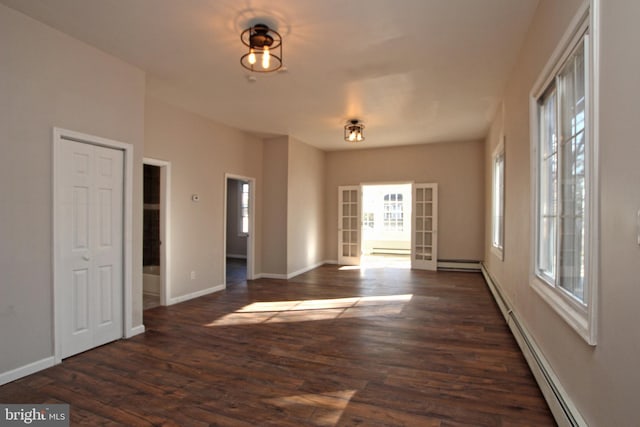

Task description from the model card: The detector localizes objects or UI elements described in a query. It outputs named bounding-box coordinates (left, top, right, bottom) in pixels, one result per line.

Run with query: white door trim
left=411, top=183, right=438, bottom=271
left=53, top=127, right=135, bottom=364
left=224, top=173, right=256, bottom=282
left=338, top=185, right=362, bottom=265
left=143, top=158, right=171, bottom=306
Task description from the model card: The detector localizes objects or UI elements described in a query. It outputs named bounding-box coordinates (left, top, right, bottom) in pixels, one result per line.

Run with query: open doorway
left=143, top=158, right=170, bottom=311
left=361, top=183, right=412, bottom=269
left=225, top=175, right=255, bottom=286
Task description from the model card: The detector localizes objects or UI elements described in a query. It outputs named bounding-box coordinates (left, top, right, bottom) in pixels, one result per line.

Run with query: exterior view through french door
left=56, top=138, right=124, bottom=359
left=338, top=184, right=438, bottom=270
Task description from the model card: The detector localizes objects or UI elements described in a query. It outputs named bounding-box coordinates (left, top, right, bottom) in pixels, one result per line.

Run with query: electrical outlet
left=190, top=271, right=196, bottom=280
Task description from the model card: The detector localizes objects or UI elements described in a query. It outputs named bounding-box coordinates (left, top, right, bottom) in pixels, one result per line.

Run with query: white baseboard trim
left=286, top=261, right=325, bottom=279
left=126, top=324, right=146, bottom=338
left=324, top=259, right=338, bottom=265
left=168, top=284, right=225, bottom=305
left=481, top=264, right=586, bottom=427
left=226, top=254, right=247, bottom=259
left=257, top=261, right=330, bottom=280
left=256, top=272, right=288, bottom=280
left=0, top=356, right=55, bottom=386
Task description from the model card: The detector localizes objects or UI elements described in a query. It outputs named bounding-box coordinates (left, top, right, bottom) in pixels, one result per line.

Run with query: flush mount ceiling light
left=240, top=23, right=283, bottom=73
left=344, top=119, right=365, bottom=142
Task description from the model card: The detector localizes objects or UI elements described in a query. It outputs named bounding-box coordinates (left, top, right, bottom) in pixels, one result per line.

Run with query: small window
left=363, top=212, right=374, bottom=229
left=239, top=182, right=249, bottom=235
left=530, top=4, right=597, bottom=345
left=383, top=193, right=403, bottom=231
left=491, top=139, right=505, bottom=260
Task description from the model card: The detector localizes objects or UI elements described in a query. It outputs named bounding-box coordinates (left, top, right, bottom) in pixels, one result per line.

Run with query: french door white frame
left=338, top=185, right=362, bottom=265
left=223, top=173, right=256, bottom=282
left=143, top=157, right=171, bottom=306
left=338, top=182, right=438, bottom=270
left=52, top=127, right=135, bottom=364
left=411, top=183, right=438, bottom=271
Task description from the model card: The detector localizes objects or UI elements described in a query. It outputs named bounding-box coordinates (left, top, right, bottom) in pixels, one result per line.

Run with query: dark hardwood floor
left=226, top=258, right=247, bottom=286
left=0, top=265, right=556, bottom=426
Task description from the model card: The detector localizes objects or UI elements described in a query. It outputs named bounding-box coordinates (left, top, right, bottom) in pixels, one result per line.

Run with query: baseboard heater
left=437, top=259, right=481, bottom=272
left=480, top=264, right=586, bottom=427
left=370, top=248, right=411, bottom=255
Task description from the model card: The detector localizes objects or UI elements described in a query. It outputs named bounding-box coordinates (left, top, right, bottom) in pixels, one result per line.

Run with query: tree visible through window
left=530, top=5, right=597, bottom=345
left=536, top=38, right=587, bottom=302
left=383, top=193, right=403, bottom=231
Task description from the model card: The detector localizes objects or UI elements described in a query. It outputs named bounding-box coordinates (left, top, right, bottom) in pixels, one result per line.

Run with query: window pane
left=383, top=193, right=404, bottom=231
left=558, top=41, right=586, bottom=302
left=240, top=182, right=249, bottom=234
left=492, top=150, right=505, bottom=250
left=538, top=89, right=558, bottom=281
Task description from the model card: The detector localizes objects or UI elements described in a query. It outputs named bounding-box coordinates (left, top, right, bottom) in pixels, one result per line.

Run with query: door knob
left=82, top=255, right=90, bottom=261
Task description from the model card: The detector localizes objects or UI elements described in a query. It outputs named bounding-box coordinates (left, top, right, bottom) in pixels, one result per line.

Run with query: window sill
left=530, top=275, right=596, bottom=346
left=490, top=245, right=504, bottom=261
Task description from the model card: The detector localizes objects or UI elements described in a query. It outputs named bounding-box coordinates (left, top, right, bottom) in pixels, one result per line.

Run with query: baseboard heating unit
left=480, top=264, right=586, bottom=427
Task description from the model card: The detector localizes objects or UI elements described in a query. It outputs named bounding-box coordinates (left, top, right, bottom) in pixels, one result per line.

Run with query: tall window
left=531, top=6, right=596, bottom=345
left=491, top=140, right=505, bottom=259
left=240, top=182, right=249, bottom=235
left=383, top=193, right=403, bottom=231
left=536, top=38, right=586, bottom=299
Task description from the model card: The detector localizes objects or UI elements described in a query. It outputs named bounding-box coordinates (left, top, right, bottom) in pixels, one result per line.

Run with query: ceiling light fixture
left=240, top=24, right=282, bottom=73
left=344, top=119, right=365, bottom=142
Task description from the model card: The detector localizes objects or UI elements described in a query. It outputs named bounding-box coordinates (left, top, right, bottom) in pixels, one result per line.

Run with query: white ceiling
left=2, top=0, right=539, bottom=151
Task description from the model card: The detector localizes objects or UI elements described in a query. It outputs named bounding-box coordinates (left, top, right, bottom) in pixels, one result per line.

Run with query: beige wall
left=484, top=0, right=640, bottom=425
left=261, top=137, right=288, bottom=275
left=287, top=137, right=326, bottom=273
left=144, top=96, right=263, bottom=299
left=0, top=4, right=145, bottom=373
left=325, top=141, right=485, bottom=262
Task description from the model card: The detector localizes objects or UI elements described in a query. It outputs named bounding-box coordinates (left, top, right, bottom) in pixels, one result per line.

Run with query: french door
left=338, top=186, right=361, bottom=265
left=412, top=183, right=438, bottom=270
left=337, top=183, right=438, bottom=270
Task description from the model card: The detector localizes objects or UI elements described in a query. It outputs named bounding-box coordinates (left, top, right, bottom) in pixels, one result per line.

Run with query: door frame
left=143, top=157, right=171, bottom=306
left=338, top=185, right=362, bottom=265
left=360, top=181, right=414, bottom=257
left=52, top=127, right=135, bottom=364
left=223, top=173, right=256, bottom=282
left=411, top=183, right=438, bottom=271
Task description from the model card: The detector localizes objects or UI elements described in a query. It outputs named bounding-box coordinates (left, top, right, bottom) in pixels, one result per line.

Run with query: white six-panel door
left=57, top=139, right=124, bottom=358
left=338, top=186, right=361, bottom=265
left=412, top=183, right=438, bottom=270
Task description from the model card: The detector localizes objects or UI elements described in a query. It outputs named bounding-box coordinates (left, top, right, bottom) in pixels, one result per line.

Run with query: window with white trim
left=491, top=140, right=505, bottom=259
left=531, top=5, right=597, bottom=345
left=239, top=182, right=249, bottom=235
left=363, top=212, right=374, bottom=230
left=383, top=193, right=403, bottom=231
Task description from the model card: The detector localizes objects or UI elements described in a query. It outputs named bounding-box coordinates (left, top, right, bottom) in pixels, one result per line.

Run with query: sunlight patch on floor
left=264, top=390, right=357, bottom=426
left=204, top=294, right=413, bottom=327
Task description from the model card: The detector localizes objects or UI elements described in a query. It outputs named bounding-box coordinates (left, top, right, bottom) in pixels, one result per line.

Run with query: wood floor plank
left=0, top=265, right=556, bottom=426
